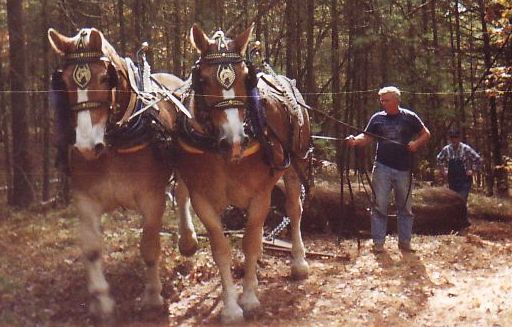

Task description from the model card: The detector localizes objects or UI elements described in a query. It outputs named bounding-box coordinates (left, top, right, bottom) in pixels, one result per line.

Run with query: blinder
left=56, top=50, right=119, bottom=113
left=50, top=46, right=121, bottom=154
left=107, top=62, right=119, bottom=89
left=191, top=51, right=258, bottom=112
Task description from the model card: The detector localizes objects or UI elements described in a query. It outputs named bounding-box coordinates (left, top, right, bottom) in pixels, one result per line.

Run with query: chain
left=264, top=216, right=291, bottom=241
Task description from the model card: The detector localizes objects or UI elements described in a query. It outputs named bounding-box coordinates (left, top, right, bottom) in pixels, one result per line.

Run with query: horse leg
left=139, top=195, right=165, bottom=308
left=175, top=179, right=198, bottom=256
left=192, top=196, right=244, bottom=324
left=284, top=169, right=310, bottom=279
left=239, top=192, right=270, bottom=313
left=75, top=195, right=115, bottom=319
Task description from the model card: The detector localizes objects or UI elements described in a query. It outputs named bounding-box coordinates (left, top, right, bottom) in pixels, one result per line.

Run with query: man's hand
left=407, top=140, right=420, bottom=152
left=408, top=126, right=431, bottom=153
left=345, top=135, right=357, bottom=147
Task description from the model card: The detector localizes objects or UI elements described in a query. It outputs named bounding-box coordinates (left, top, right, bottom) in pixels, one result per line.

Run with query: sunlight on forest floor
left=0, top=193, right=511, bottom=327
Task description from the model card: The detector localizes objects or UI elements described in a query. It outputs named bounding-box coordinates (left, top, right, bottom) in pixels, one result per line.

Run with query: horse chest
left=177, top=152, right=282, bottom=209
left=71, top=150, right=168, bottom=209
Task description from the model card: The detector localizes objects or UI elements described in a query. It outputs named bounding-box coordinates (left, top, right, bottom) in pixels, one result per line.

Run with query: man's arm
left=345, top=133, right=374, bottom=147
left=465, top=145, right=483, bottom=175
left=468, top=146, right=482, bottom=170
left=436, top=146, right=449, bottom=166
left=407, top=126, right=431, bottom=152
left=436, top=146, right=449, bottom=177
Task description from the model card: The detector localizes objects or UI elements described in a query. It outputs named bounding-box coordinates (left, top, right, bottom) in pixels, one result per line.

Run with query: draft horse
left=48, top=28, right=198, bottom=319
left=175, top=24, right=311, bottom=323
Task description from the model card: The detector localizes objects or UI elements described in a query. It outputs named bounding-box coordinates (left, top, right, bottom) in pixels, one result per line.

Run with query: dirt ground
left=1, top=199, right=512, bottom=327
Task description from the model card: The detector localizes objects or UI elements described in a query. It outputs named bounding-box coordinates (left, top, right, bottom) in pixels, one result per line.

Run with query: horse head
left=189, top=24, right=257, bottom=162
left=48, top=28, right=125, bottom=160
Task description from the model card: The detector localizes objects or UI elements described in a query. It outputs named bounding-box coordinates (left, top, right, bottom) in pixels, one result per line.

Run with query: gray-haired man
left=346, top=86, right=431, bottom=252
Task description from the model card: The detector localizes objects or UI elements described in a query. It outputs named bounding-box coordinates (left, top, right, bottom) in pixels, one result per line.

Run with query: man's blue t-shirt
left=364, top=108, right=425, bottom=171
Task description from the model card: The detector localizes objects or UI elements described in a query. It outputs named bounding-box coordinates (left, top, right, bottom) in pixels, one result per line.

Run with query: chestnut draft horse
left=175, top=24, right=311, bottom=323
left=48, top=28, right=198, bottom=319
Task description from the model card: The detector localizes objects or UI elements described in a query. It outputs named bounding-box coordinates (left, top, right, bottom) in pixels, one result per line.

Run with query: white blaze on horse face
left=220, top=89, right=245, bottom=146
left=75, top=89, right=106, bottom=158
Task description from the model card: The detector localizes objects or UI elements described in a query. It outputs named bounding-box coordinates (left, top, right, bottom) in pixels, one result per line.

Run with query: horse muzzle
left=73, top=141, right=107, bottom=160
left=218, top=134, right=249, bottom=162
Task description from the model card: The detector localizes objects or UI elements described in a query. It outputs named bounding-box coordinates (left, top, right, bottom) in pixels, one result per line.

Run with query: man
left=436, top=129, right=482, bottom=227
left=346, top=86, right=430, bottom=253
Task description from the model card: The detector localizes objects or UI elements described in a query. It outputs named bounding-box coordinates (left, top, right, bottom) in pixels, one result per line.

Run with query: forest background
left=1, top=0, right=511, bottom=208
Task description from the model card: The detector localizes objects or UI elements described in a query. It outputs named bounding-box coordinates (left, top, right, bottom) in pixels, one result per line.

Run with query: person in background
left=346, top=86, right=431, bottom=253
left=436, top=129, right=482, bottom=228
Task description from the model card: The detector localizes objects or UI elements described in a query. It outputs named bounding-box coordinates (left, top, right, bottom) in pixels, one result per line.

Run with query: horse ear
left=89, top=28, right=103, bottom=51
left=233, top=23, right=254, bottom=56
left=190, top=24, right=210, bottom=54
left=48, top=28, right=73, bottom=56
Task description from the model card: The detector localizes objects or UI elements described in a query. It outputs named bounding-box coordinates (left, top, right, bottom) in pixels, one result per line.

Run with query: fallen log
left=279, top=184, right=467, bottom=235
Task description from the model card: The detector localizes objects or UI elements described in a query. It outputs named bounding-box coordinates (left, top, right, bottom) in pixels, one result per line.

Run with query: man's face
left=450, top=136, right=461, bottom=146
left=379, top=93, right=400, bottom=112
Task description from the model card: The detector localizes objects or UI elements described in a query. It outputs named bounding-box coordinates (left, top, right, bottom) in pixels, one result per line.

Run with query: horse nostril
left=242, top=135, right=250, bottom=146
left=94, top=143, right=105, bottom=155
left=218, top=138, right=230, bottom=149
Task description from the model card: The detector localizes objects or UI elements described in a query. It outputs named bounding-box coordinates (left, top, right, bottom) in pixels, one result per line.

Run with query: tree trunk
left=42, top=0, right=51, bottom=202
left=305, top=0, right=317, bottom=109
left=0, top=42, right=13, bottom=205
left=454, top=0, right=466, bottom=138
left=7, top=0, right=34, bottom=207
left=255, top=0, right=263, bottom=42
left=173, top=0, right=183, bottom=77
left=478, top=0, right=506, bottom=196
left=285, top=1, right=297, bottom=79
left=118, top=0, right=126, bottom=55
left=448, top=10, right=460, bottom=131
left=295, top=4, right=303, bottom=88
left=331, top=0, right=344, bottom=234
left=406, top=0, right=417, bottom=109
left=133, top=0, right=143, bottom=46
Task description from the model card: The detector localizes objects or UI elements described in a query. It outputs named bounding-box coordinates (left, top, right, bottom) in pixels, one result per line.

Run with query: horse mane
left=98, top=31, right=127, bottom=74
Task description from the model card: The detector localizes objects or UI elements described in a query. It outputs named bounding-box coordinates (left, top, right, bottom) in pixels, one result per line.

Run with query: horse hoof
left=90, top=295, right=115, bottom=320
left=142, top=291, right=164, bottom=308
left=178, top=236, right=199, bottom=257
left=239, top=292, right=261, bottom=313
left=221, top=304, right=245, bottom=324
left=291, top=260, right=309, bottom=280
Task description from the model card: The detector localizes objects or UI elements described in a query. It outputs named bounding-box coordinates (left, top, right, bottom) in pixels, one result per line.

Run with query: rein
left=308, top=107, right=406, bottom=146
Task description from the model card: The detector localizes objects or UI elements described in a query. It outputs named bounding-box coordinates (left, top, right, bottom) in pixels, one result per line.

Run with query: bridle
left=191, top=32, right=257, bottom=113
left=54, top=31, right=119, bottom=115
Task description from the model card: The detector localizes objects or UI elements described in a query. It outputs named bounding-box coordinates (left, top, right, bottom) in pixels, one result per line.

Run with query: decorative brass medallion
left=73, top=31, right=92, bottom=89
left=217, top=64, right=236, bottom=90
left=73, top=64, right=92, bottom=89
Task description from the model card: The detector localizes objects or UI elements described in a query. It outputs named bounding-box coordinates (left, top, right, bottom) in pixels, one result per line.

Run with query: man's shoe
left=373, top=243, right=385, bottom=253
left=398, top=242, right=415, bottom=252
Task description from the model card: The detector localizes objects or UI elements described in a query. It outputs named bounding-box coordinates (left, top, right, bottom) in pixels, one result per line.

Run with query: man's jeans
left=371, top=162, right=414, bottom=245
left=449, top=180, right=472, bottom=225
left=449, top=181, right=471, bottom=202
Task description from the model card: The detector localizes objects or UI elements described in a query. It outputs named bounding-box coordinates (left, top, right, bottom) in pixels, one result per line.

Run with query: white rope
left=2, top=89, right=506, bottom=96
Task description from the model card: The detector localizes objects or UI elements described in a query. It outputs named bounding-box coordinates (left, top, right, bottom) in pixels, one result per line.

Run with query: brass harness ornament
left=211, top=31, right=237, bottom=90
left=72, top=32, right=93, bottom=89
